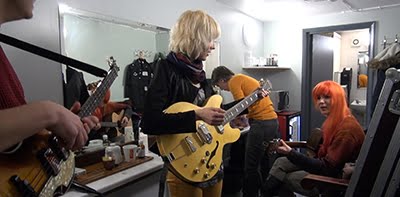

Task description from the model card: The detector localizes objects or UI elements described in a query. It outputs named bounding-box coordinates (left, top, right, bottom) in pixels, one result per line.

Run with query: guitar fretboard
left=78, top=64, right=119, bottom=118
left=222, top=79, right=271, bottom=125
left=222, top=92, right=259, bottom=125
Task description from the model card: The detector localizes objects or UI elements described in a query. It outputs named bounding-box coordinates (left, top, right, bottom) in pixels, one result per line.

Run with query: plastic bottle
left=102, top=134, right=110, bottom=147
left=138, top=140, right=145, bottom=158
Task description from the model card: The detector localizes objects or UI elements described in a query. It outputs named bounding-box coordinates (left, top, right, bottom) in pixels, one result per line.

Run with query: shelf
left=242, top=66, right=291, bottom=70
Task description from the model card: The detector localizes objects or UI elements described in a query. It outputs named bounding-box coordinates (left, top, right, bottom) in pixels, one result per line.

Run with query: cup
left=105, top=145, right=123, bottom=164
left=123, top=144, right=137, bottom=162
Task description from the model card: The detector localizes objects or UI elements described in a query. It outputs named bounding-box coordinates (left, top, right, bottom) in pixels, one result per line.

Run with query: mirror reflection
left=357, top=51, right=369, bottom=88
left=59, top=5, right=170, bottom=112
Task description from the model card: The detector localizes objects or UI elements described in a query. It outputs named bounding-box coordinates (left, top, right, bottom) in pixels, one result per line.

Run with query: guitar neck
left=78, top=64, right=119, bottom=118
left=100, top=122, right=119, bottom=128
left=222, top=91, right=259, bottom=125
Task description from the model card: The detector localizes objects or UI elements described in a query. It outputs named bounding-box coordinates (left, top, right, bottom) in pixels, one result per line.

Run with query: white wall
left=1, top=0, right=263, bottom=105
left=263, top=6, right=400, bottom=110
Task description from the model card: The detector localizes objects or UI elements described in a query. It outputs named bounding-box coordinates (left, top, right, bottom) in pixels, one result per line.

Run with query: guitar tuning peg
left=259, top=78, right=265, bottom=85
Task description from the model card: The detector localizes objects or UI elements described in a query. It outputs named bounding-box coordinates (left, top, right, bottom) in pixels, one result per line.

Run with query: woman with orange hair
left=262, top=80, right=365, bottom=196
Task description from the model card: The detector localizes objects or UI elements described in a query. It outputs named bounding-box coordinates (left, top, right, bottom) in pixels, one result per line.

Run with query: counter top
left=64, top=152, right=163, bottom=197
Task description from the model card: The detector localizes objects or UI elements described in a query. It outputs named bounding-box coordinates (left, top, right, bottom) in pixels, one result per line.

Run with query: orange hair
left=312, top=80, right=351, bottom=156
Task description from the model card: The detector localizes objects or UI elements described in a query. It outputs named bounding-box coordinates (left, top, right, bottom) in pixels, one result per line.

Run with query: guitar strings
left=22, top=164, right=46, bottom=195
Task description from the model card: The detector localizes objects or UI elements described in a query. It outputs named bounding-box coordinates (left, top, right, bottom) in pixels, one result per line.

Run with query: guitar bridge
left=197, top=122, right=213, bottom=144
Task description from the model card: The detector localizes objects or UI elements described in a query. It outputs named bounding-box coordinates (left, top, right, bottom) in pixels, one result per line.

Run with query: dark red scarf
left=166, top=52, right=205, bottom=84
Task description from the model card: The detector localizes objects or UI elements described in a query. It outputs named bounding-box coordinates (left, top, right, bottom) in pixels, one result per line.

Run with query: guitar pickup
left=184, top=136, right=197, bottom=153
left=38, top=148, right=61, bottom=176
left=197, top=122, right=213, bottom=144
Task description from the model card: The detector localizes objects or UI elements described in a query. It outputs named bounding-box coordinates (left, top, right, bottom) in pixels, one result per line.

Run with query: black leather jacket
left=141, top=58, right=215, bottom=135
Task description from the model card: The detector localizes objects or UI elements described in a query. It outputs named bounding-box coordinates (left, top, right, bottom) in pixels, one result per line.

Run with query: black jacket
left=124, top=58, right=153, bottom=113
left=141, top=58, right=215, bottom=135
left=64, top=67, right=89, bottom=109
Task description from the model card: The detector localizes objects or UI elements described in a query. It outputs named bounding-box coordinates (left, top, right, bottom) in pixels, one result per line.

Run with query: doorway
left=301, top=22, right=376, bottom=140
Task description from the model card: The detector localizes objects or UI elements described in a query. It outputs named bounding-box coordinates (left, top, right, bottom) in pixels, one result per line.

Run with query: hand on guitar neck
left=266, top=129, right=322, bottom=157
left=267, top=138, right=293, bottom=155
left=194, top=107, right=225, bottom=125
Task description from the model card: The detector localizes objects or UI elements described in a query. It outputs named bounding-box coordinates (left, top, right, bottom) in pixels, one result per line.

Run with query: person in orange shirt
left=211, top=66, right=279, bottom=197
left=87, top=81, right=133, bottom=139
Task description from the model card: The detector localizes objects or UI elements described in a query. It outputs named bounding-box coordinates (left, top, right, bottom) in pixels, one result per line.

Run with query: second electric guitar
left=157, top=79, right=271, bottom=183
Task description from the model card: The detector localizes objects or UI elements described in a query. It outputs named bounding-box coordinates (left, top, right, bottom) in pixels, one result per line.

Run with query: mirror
left=357, top=51, right=369, bottom=88
left=59, top=5, right=170, bottom=102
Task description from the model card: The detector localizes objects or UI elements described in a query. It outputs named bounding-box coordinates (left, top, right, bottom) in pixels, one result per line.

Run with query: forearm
left=287, top=150, right=323, bottom=174
left=0, top=101, right=57, bottom=151
left=287, top=150, right=340, bottom=176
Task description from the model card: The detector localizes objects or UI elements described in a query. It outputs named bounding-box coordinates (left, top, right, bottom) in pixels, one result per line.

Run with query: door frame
left=301, top=21, right=376, bottom=140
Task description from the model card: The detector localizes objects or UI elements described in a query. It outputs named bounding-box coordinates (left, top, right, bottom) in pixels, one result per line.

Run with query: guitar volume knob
left=204, top=172, right=210, bottom=179
left=201, top=157, right=207, bottom=164
left=210, top=163, right=216, bottom=169
left=194, top=168, right=200, bottom=174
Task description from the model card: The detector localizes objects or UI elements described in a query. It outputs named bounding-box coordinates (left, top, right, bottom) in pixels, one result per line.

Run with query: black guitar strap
left=0, top=33, right=107, bottom=77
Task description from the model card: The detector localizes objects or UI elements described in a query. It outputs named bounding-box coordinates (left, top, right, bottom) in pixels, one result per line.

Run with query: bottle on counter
left=137, top=140, right=146, bottom=158
left=102, top=134, right=110, bottom=147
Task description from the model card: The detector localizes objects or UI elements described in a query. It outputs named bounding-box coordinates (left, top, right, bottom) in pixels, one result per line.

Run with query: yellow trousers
left=166, top=171, right=223, bottom=197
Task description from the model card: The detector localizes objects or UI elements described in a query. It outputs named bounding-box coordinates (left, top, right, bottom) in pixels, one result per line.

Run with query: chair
left=269, top=128, right=351, bottom=196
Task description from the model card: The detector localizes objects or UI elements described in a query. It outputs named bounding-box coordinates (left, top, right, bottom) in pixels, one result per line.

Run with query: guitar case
left=346, top=68, right=400, bottom=196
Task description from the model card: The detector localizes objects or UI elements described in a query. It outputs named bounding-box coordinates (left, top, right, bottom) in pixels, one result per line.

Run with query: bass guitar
left=0, top=57, right=119, bottom=197
left=157, top=79, right=271, bottom=183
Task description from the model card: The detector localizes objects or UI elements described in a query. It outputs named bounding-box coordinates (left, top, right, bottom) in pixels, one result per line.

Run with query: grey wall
left=263, top=6, right=400, bottom=111
left=1, top=0, right=264, bottom=105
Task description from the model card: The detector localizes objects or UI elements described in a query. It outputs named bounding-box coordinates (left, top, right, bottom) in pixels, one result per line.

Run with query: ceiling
left=217, top=0, right=400, bottom=21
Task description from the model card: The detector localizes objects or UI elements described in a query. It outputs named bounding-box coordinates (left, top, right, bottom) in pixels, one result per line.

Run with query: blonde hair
left=169, top=10, right=221, bottom=61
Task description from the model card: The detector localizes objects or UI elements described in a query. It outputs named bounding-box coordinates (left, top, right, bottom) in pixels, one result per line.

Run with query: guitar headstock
left=259, top=78, right=272, bottom=92
left=107, top=56, right=120, bottom=72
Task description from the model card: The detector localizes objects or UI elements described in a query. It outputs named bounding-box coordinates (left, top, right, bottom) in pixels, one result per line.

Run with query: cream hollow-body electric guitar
left=157, top=79, right=271, bottom=183
left=0, top=57, right=119, bottom=197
